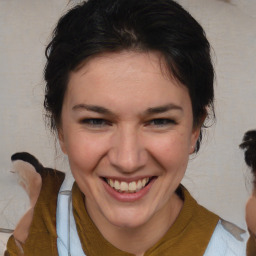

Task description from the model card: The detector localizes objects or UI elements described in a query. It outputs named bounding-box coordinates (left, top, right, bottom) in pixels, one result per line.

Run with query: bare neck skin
left=86, top=193, right=183, bottom=256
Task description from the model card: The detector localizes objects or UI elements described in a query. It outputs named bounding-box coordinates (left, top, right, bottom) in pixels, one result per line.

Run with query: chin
left=105, top=206, right=153, bottom=229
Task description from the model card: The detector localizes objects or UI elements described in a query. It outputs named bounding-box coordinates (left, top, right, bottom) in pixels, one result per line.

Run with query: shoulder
left=181, top=187, right=248, bottom=256
left=182, top=187, right=219, bottom=230
left=204, top=219, right=247, bottom=256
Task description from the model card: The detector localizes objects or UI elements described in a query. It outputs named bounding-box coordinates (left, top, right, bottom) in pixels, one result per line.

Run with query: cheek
left=246, top=196, right=256, bottom=233
left=147, top=133, right=191, bottom=167
left=64, top=132, right=107, bottom=175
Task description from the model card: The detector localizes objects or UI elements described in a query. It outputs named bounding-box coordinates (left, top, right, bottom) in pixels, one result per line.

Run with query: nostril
left=108, top=149, right=148, bottom=173
left=108, top=132, right=147, bottom=172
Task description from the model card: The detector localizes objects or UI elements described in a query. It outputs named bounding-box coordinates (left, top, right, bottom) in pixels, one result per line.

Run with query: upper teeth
left=107, top=178, right=150, bottom=193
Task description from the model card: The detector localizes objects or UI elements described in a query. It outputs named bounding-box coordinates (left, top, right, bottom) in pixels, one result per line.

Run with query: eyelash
left=80, top=118, right=112, bottom=127
left=80, top=118, right=176, bottom=128
left=146, top=118, right=177, bottom=127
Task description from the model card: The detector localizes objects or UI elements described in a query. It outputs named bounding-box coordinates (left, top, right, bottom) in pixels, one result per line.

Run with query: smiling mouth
left=102, top=177, right=155, bottom=193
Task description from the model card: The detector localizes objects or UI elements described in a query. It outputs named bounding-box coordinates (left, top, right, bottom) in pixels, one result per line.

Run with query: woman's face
left=59, top=51, right=200, bottom=229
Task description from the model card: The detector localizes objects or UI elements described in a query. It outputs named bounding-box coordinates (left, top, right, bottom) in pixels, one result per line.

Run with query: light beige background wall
left=0, top=0, right=256, bottom=253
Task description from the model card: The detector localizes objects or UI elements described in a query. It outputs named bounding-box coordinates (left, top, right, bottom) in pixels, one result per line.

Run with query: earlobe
left=190, top=113, right=207, bottom=154
left=189, top=125, right=201, bottom=154
left=190, top=144, right=195, bottom=154
left=58, top=129, right=67, bottom=155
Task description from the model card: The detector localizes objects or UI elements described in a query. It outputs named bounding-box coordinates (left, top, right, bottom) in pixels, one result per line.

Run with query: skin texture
left=246, top=192, right=256, bottom=234
left=59, top=51, right=201, bottom=255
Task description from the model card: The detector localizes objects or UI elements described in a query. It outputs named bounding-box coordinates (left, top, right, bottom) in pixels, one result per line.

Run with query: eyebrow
left=144, top=103, right=183, bottom=115
left=72, top=104, right=114, bottom=115
left=72, top=103, right=183, bottom=116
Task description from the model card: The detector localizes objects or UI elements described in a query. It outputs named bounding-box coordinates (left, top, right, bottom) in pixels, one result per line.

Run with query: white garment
left=56, top=189, right=86, bottom=256
left=56, top=188, right=248, bottom=256
left=204, top=220, right=248, bottom=256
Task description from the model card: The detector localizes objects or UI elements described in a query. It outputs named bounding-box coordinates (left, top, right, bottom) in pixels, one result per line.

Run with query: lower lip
left=102, top=178, right=156, bottom=202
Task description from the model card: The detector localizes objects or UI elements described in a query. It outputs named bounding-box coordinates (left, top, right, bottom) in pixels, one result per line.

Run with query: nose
left=108, top=125, right=148, bottom=173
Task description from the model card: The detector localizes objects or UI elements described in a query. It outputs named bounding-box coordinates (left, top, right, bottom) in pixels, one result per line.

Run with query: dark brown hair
left=240, top=130, right=256, bottom=186
left=44, top=0, right=215, bottom=152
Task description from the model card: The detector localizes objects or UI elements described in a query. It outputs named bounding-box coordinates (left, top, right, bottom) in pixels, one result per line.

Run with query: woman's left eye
left=146, top=118, right=176, bottom=127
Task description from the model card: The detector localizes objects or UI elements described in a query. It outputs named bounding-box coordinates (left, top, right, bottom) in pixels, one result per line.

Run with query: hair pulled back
left=44, top=0, right=215, bottom=152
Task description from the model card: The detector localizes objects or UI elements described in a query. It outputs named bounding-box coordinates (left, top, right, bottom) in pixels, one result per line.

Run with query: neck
left=86, top=193, right=183, bottom=255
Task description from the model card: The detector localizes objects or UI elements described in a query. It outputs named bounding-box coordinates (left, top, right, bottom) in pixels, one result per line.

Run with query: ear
left=189, top=114, right=206, bottom=154
left=58, top=128, right=67, bottom=155
left=189, top=126, right=201, bottom=154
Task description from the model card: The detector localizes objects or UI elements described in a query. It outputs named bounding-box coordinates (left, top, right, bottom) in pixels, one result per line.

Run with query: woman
left=5, top=0, right=249, bottom=255
left=240, top=130, right=256, bottom=256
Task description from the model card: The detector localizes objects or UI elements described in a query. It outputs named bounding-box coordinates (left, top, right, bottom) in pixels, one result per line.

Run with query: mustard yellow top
left=5, top=168, right=64, bottom=256
left=4, top=169, right=230, bottom=256
left=72, top=183, right=219, bottom=256
left=247, top=230, right=256, bottom=256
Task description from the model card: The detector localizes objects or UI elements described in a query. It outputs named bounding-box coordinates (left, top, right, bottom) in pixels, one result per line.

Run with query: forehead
left=72, top=51, right=171, bottom=85
left=65, top=51, right=191, bottom=112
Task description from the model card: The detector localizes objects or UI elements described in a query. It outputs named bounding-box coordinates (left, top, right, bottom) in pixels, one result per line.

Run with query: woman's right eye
left=80, top=118, right=111, bottom=128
